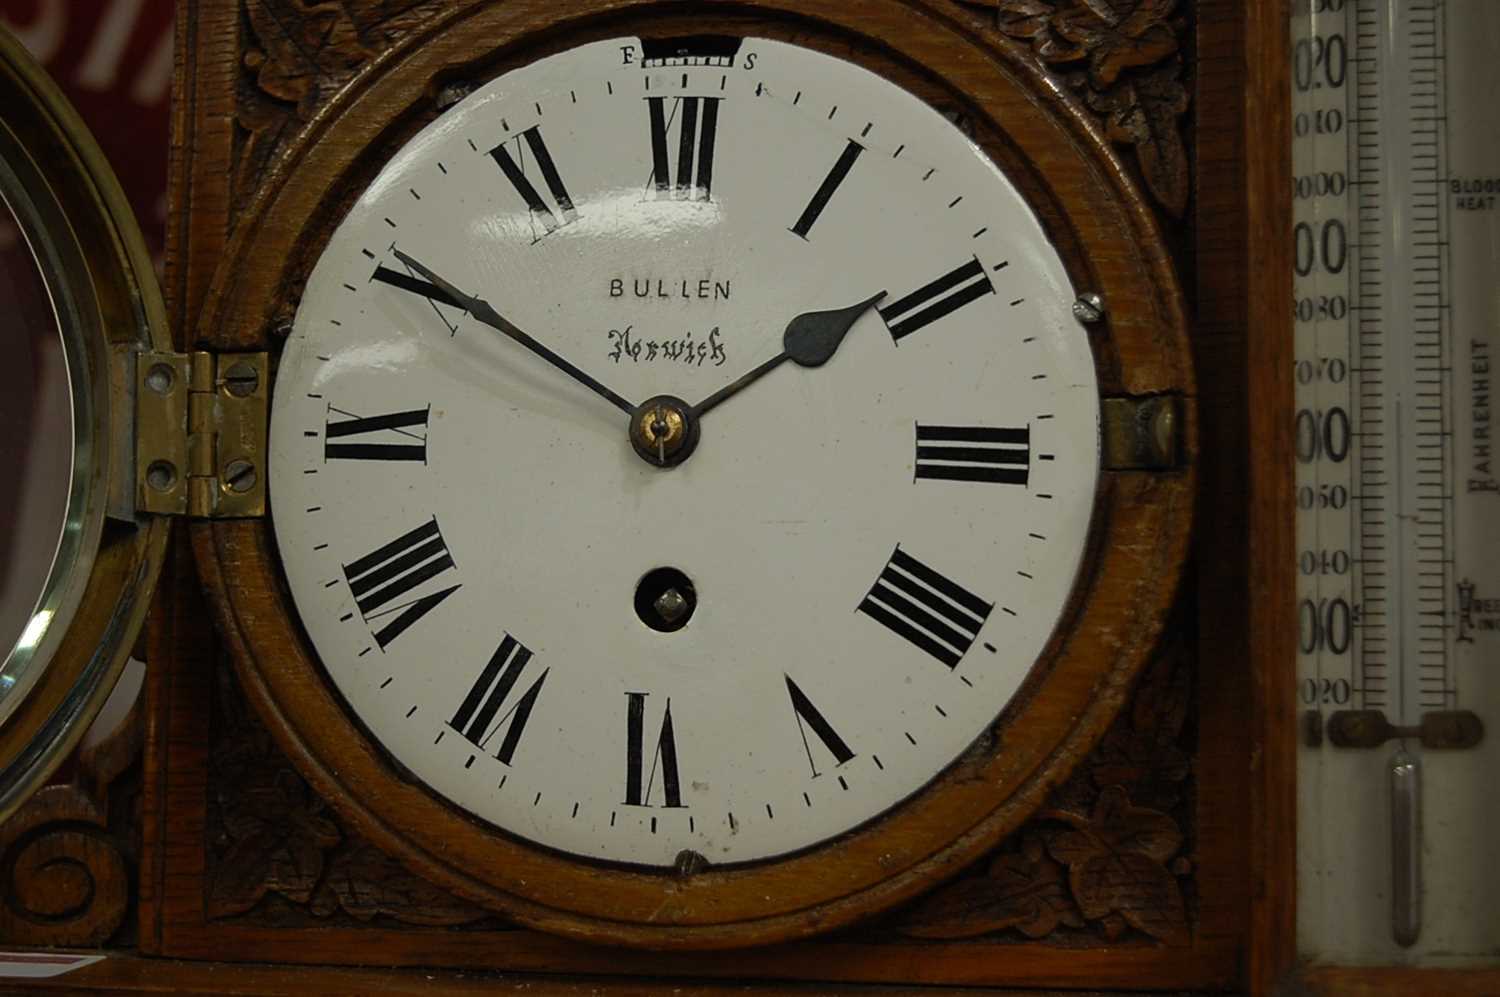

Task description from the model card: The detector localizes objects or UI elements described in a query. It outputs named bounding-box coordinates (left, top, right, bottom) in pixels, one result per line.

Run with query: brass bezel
left=0, top=28, right=170, bottom=821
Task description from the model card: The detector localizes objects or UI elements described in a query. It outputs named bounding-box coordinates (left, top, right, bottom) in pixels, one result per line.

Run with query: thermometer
left=1293, top=0, right=1498, bottom=964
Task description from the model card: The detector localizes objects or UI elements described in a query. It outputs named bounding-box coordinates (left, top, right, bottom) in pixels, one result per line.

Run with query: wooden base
left=3, top=953, right=1217, bottom=997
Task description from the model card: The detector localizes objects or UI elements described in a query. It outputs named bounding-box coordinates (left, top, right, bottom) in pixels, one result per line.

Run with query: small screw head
left=653, top=588, right=689, bottom=624
left=1072, top=292, right=1106, bottom=325
left=146, top=460, right=177, bottom=492
left=223, top=459, right=257, bottom=494
left=144, top=363, right=175, bottom=395
left=435, top=81, right=475, bottom=112
left=223, top=361, right=260, bottom=397
left=635, top=567, right=697, bottom=633
left=674, top=849, right=709, bottom=877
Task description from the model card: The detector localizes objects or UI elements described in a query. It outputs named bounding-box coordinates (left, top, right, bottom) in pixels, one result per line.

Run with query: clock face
left=269, top=35, right=1100, bottom=868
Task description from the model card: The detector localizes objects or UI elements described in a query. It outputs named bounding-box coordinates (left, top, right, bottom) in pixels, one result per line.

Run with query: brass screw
left=144, top=363, right=175, bottom=395
left=1072, top=292, right=1106, bottom=325
left=674, top=849, right=708, bottom=877
left=224, top=361, right=260, bottom=397
left=223, top=460, right=257, bottom=494
left=146, top=460, right=177, bottom=492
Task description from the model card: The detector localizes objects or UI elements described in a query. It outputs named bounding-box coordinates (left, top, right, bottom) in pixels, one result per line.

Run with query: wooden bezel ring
left=191, top=0, right=1195, bottom=949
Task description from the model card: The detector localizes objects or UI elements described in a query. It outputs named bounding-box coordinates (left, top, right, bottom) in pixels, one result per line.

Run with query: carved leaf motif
left=995, top=0, right=1189, bottom=217
left=1086, top=636, right=1192, bottom=810
left=234, top=0, right=395, bottom=209
left=1045, top=786, right=1189, bottom=944
left=209, top=662, right=513, bottom=928
left=310, top=843, right=490, bottom=926
left=209, top=729, right=341, bottom=920
left=1082, top=64, right=1191, bottom=219
left=1049, top=0, right=1177, bottom=88
left=995, top=0, right=1057, bottom=42
left=245, top=0, right=371, bottom=109
left=209, top=670, right=332, bottom=920
left=208, top=822, right=336, bottom=918
left=896, top=835, right=1083, bottom=939
left=1073, top=849, right=1188, bottom=943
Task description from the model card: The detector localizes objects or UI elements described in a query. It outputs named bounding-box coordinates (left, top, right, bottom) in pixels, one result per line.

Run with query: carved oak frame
left=186, top=0, right=1192, bottom=950
left=98, top=0, right=1272, bottom=989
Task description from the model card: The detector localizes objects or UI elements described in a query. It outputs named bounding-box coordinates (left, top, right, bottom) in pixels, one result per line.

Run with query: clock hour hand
left=693, top=291, right=886, bottom=418
left=392, top=250, right=636, bottom=416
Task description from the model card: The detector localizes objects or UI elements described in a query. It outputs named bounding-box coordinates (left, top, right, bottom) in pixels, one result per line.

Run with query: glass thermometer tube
left=1293, top=0, right=1499, bottom=966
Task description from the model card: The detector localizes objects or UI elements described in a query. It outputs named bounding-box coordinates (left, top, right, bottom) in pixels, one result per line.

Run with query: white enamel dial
left=270, top=36, right=1100, bottom=867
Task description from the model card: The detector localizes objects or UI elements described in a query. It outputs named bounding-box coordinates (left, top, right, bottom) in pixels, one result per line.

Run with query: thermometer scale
left=1293, top=0, right=1498, bottom=964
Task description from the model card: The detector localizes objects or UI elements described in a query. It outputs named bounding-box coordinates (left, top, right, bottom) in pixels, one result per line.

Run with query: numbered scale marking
left=1292, top=0, right=1499, bottom=965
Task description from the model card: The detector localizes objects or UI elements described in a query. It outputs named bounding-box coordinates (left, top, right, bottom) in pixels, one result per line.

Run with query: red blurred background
left=2, top=0, right=172, bottom=258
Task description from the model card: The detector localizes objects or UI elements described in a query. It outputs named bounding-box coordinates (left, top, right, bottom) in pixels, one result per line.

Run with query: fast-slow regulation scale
left=1293, top=0, right=1499, bottom=965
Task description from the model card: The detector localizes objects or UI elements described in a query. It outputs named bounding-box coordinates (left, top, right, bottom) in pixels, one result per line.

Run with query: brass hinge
left=134, top=351, right=268, bottom=518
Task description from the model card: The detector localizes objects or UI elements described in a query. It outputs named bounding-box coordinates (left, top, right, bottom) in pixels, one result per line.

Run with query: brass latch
left=134, top=351, right=268, bottom=518
left=1101, top=395, right=1184, bottom=471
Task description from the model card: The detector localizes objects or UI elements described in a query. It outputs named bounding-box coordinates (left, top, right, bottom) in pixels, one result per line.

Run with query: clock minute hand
left=693, top=291, right=887, bottom=418
left=392, top=250, right=635, bottom=417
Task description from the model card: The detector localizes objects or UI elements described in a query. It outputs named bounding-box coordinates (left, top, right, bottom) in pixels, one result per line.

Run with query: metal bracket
left=135, top=350, right=268, bottom=518
left=1101, top=395, right=1183, bottom=471
left=1325, top=709, right=1485, bottom=751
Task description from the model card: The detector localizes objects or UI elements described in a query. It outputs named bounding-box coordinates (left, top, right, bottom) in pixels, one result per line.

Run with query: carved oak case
left=2, top=0, right=1282, bottom=991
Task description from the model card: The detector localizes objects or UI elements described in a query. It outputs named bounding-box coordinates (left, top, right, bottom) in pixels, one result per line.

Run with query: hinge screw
left=223, top=460, right=258, bottom=494
left=223, top=361, right=260, bottom=398
left=1072, top=292, right=1106, bottom=325
left=146, top=461, right=177, bottom=492
left=144, top=363, right=176, bottom=395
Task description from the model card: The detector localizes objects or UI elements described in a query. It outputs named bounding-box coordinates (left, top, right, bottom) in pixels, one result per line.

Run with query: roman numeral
left=647, top=96, right=721, bottom=200
left=343, top=518, right=459, bottom=649
left=324, top=405, right=429, bottom=463
left=372, top=262, right=464, bottom=335
left=790, top=139, right=864, bottom=239
left=624, top=693, right=684, bottom=808
left=858, top=547, right=992, bottom=668
left=878, top=258, right=995, bottom=343
left=449, top=635, right=547, bottom=764
left=489, top=126, right=577, bottom=240
left=785, top=676, right=854, bottom=777
left=916, top=424, right=1030, bottom=486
